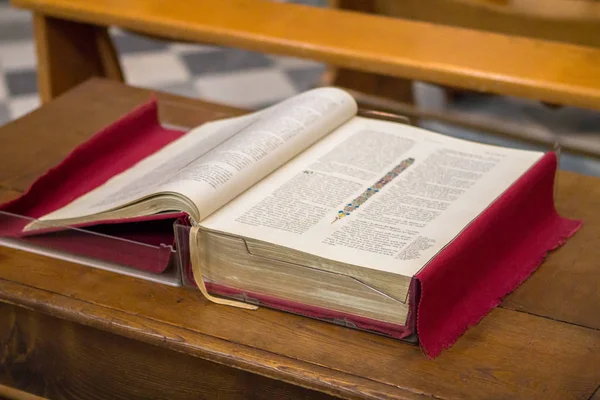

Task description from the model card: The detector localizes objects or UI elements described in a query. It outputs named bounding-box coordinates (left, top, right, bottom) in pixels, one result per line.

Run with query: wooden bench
left=11, top=0, right=600, bottom=112
left=334, top=0, right=600, bottom=48
left=330, top=0, right=600, bottom=104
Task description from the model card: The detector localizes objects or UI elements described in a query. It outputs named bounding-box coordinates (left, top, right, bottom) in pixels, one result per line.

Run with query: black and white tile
left=0, top=2, right=39, bottom=120
left=115, top=29, right=325, bottom=109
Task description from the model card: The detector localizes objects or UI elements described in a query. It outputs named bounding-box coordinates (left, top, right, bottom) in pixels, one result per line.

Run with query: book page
left=200, top=117, right=545, bottom=277
left=38, top=87, right=357, bottom=222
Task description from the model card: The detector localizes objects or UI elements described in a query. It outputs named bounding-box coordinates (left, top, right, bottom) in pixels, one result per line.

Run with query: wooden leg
left=95, top=28, right=124, bottom=82
left=325, top=0, right=415, bottom=105
left=327, top=68, right=415, bottom=104
left=33, top=14, right=124, bottom=103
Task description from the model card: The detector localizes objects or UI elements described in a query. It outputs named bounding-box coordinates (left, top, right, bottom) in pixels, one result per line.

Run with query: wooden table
left=0, top=78, right=599, bottom=400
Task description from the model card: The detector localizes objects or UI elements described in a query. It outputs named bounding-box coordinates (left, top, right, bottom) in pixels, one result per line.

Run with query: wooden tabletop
left=0, top=78, right=599, bottom=400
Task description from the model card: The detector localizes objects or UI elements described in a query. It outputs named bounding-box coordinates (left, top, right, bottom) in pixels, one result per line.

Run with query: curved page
left=36, top=87, right=357, bottom=224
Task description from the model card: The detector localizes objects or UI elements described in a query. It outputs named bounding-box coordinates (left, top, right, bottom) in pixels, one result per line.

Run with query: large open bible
left=0, top=88, right=581, bottom=357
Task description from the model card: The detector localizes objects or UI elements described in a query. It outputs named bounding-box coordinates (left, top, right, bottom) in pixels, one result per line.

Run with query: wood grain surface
left=11, top=0, right=600, bottom=111
left=0, top=249, right=598, bottom=399
left=0, top=189, right=19, bottom=203
left=372, top=0, right=600, bottom=48
left=0, top=383, right=49, bottom=400
left=0, top=304, right=335, bottom=400
left=0, top=79, right=598, bottom=399
left=503, top=170, right=600, bottom=330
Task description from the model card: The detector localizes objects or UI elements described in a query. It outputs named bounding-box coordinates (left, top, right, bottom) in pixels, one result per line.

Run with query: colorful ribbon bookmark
left=333, top=157, right=415, bottom=223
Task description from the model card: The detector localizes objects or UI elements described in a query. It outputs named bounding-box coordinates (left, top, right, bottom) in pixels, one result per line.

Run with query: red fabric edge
left=414, top=152, right=582, bottom=358
left=0, top=100, right=187, bottom=273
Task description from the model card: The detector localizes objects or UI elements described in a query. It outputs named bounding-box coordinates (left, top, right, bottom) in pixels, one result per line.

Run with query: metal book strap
left=189, top=225, right=259, bottom=310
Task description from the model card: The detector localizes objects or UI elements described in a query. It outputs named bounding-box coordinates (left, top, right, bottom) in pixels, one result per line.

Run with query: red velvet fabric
left=0, top=100, right=186, bottom=273
left=414, top=152, right=582, bottom=357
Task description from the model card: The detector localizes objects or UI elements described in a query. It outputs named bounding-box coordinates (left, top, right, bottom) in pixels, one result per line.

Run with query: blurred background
left=1, top=0, right=599, bottom=175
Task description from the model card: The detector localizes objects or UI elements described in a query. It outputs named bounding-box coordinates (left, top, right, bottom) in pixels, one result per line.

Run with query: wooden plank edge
left=0, top=384, right=49, bottom=400
left=10, top=0, right=600, bottom=111
left=0, top=278, right=433, bottom=400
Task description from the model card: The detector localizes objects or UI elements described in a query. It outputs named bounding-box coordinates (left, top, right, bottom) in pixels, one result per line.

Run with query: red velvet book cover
left=0, top=101, right=582, bottom=357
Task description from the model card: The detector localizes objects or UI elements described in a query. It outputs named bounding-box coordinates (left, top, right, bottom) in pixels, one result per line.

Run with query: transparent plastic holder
left=0, top=210, right=183, bottom=286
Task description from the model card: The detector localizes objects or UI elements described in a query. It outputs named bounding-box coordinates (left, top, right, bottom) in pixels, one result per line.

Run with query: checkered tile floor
left=1, top=0, right=600, bottom=176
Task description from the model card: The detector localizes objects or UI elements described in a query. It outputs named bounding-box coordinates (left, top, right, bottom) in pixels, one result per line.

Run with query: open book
left=23, top=87, right=554, bottom=342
